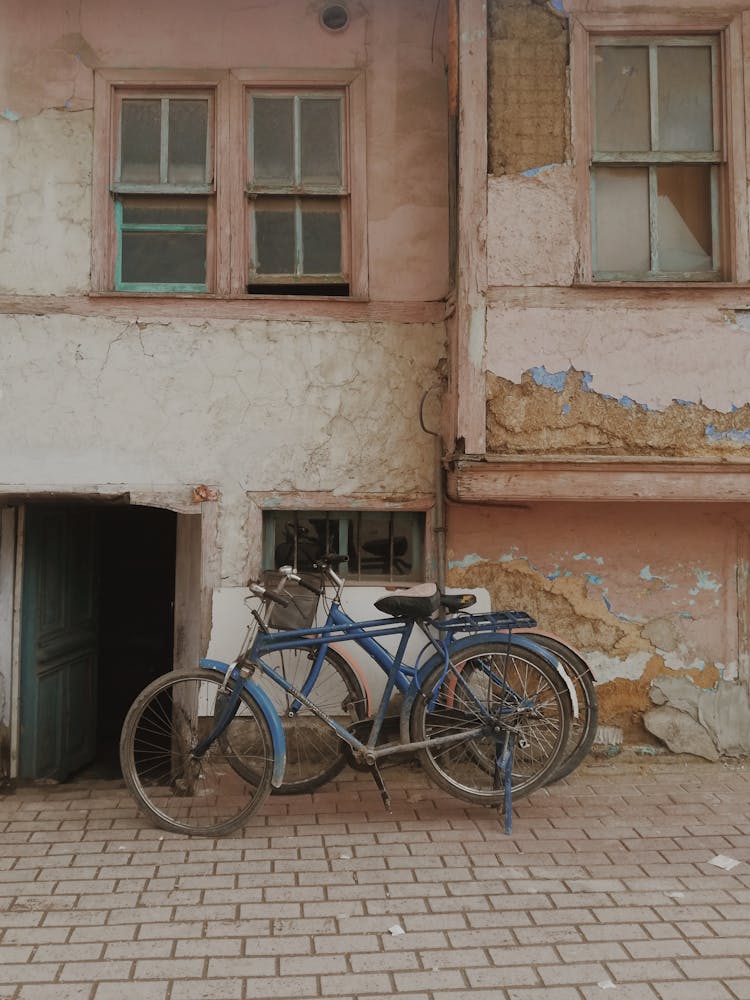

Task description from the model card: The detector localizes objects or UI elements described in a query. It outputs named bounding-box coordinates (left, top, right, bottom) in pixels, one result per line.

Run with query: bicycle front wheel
left=410, top=641, right=570, bottom=806
left=120, top=670, right=274, bottom=836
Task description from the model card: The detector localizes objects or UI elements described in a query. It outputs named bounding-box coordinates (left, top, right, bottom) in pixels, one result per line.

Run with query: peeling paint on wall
left=487, top=368, right=750, bottom=457
left=446, top=500, right=745, bottom=745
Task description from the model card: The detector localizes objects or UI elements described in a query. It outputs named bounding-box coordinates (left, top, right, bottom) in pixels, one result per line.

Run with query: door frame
left=0, top=490, right=215, bottom=781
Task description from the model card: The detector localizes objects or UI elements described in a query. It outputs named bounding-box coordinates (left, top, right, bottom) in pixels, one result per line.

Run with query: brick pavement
left=1, top=751, right=749, bottom=999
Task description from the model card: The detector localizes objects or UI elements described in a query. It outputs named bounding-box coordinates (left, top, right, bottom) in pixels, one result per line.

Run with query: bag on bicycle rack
left=261, top=570, right=321, bottom=630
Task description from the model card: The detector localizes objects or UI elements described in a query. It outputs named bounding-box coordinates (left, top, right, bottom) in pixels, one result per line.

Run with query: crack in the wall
left=488, top=368, right=750, bottom=456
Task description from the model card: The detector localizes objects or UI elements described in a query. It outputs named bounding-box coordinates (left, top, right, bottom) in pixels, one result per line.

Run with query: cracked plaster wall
left=0, top=314, right=444, bottom=584
left=446, top=501, right=750, bottom=752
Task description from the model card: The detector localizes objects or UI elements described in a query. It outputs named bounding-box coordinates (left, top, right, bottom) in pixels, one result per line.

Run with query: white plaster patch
left=689, top=570, right=722, bottom=595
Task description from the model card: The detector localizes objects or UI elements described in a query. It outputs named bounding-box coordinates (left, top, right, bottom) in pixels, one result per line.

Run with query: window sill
left=0, top=293, right=448, bottom=325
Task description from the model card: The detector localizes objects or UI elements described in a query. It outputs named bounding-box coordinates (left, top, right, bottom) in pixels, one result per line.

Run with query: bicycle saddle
left=374, top=582, right=441, bottom=619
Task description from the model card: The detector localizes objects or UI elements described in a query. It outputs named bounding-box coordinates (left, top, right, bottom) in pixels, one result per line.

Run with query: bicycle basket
left=261, top=570, right=321, bottom=630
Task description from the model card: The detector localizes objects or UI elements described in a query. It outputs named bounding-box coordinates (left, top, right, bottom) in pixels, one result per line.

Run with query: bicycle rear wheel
left=120, top=670, right=274, bottom=836
left=226, top=645, right=367, bottom=794
left=410, top=641, right=570, bottom=806
left=527, top=634, right=598, bottom=784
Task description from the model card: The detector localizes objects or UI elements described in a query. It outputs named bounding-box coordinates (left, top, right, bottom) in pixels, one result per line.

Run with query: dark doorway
left=19, top=503, right=177, bottom=781
left=95, top=506, right=177, bottom=776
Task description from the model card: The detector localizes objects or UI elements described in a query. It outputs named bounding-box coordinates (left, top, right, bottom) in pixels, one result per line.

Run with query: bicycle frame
left=237, top=595, right=563, bottom=766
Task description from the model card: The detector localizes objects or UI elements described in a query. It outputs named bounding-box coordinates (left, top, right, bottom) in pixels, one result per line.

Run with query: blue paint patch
left=640, top=565, right=655, bottom=581
left=1, top=108, right=21, bottom=121
left=573, top=553, right=589, bottom=561
left=547, top=570, right=561, bottom=581
left=586, top=574, right=603, bottom=585
left=550, top=0, right=567, bottom=10
left=529, top=366, right=568, bottom=392
left=521, top=163, right=561, bottom=178
left=602, top=594, right=612, bottom=611
left=706, top=424, right=750, bottom=444
left=581, top=372, right=594, bottom=392
left=673, top=399, right=694, bottom=407
left=561, top=403, right=571, bottom=415
left=447, top=553, right=487, bottom=570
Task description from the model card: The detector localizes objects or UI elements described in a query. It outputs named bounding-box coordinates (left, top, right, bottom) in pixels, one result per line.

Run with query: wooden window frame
left=229, top=68, right=367, bottom=299
left=92, top=67, right=368, bottom=299
left=112, top=89, right=215, bottom=293
left=570, top=10, right=749, bottom=285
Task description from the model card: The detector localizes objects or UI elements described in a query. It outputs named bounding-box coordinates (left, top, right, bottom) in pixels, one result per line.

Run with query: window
left=247, top=92, right=349, bottom=294
left=262, top=510, right=425, bottom=582
left=94, top=70, right=366, bottom=297
left=113, top=92, right=213, bottom=291
left=590, top=37, right=722, bottom=281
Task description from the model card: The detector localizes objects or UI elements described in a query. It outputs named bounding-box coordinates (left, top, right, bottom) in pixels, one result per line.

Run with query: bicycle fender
left=399, top=632, right=575, bottom=743
left=199, top=658, right=287, bottom=788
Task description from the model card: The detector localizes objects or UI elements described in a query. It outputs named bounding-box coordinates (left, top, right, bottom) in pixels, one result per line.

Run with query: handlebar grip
left=297, top=577, right=323, bottom=596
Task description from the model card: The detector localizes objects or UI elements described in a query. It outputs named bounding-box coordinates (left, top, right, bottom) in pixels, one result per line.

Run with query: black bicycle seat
left=374, top=583, right=441, bottom=620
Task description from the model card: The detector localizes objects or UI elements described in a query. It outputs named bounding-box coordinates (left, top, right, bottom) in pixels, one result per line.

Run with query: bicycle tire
left=410, top=640, right=571, bottom=806
left=225, top=645, right=367, bottom=794
left=120, top=670, right=274, bottom=836
left=526, top=634, right=598, bottom=783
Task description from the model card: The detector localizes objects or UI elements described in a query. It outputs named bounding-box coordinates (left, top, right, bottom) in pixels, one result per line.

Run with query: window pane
left=594, top=46, right=650, bottom=152
left=300, top=98, right=342, bottom=185
left=593, top=167, right=650, bottom=273
left=656, top=165, right=713, bottom=272
left=255, top=207, right=296, bottom=274
left=121, top=232, right=206, bottom=284
left=359, top=513, right=394, bottom=578
left=120, top=99, right=161, bottom=183
left=301, top=204, right=341, bottom=274
left=168, top=99, right=209, bottom=184
left=658, top=46, right=713, bottom=152
left=253, top=97, right=294, bottom=184
left=122, top=202, right=207, bottom=225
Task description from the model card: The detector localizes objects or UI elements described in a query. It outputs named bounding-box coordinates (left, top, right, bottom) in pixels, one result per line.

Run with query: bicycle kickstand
left=494, top=734, right=515, bottom=836
left=368, top=762, right=392, bottom=812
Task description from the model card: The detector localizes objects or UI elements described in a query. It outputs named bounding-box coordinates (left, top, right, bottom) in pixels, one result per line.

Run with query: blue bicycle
left=120, top=556, right=582, bottom=836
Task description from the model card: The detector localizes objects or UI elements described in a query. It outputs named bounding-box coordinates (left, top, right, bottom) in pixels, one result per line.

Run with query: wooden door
left=19, top=507, right=99, bottom=779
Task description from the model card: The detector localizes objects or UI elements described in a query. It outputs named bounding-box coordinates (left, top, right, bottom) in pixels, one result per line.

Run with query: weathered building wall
left=0, top=0, right=450, bottom=771
left=0, top=0, right=449, bottom=301
left=450, top=0, right=750, bottom=756
left=447, top=500, right=750, bottom=755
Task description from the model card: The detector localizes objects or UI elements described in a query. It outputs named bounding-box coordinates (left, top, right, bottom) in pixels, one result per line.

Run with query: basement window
left=590, top=36, right=723, bottom=281
left=262, top=510, right=424, bottom=582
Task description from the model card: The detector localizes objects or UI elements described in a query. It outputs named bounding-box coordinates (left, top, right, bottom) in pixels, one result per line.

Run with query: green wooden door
left=19, top=507, right=99, bottom=780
